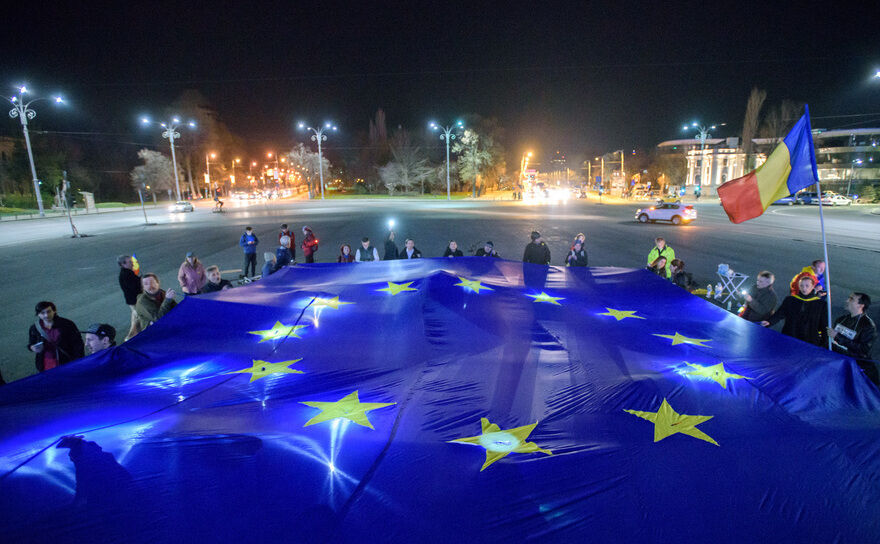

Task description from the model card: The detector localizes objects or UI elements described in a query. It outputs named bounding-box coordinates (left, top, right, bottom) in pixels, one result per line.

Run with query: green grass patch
left=96, top=202, right=134, bottom=208
left=0, top=207, right=39, bottom=216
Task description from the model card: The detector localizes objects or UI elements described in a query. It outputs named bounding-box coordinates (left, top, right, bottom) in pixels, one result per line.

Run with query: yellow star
left=599, top=307, right=646, bottom=321
left=684, top=363, right=747, bottom=389
left=300, top=390, right=396, bottom=429
left=312, top=296, right=353, bottom=310
left=230, top=359, right=304, bottom=382
left=454, top=276, right=494, bottom=294
left=377, top=281, right=418, bottom=296
left=525, top=292, right=564, bottom=305
left=653, top=332, right=712, bottom=347
left=448, top=417, right=553, bottom=471
left=247, top=321, right=307, bottom=342
left=625, top=398, right=718, bottom=446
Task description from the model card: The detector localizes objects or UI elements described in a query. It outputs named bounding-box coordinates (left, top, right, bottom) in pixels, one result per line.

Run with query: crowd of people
left=10, top=224, right=875, bottom=388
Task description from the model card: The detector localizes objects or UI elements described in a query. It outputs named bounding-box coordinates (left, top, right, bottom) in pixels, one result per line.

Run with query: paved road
left=1, top=198, right=877, bottom=382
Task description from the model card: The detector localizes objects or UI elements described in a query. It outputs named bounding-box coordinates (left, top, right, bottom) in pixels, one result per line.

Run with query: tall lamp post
left=846, top=158, right=862, bottom=198
left=141, top=116, right=195, bottom=201
left=205, top=152, right=217, bottom=198
left=298, top=122, right=337, bottom=200
left=230, top=157, right=241, bottom=188
left=430, top=120, right=464, bottom=201
left=682, top=121, right=725, bottom=194
left=4, top=86, right=64, bottom=217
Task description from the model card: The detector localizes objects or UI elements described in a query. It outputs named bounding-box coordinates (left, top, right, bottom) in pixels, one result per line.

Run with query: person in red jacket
left=301, top=226, right=319, bottom=263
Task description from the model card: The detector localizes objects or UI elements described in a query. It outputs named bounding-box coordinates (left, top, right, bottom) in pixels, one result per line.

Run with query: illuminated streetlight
left=681, top=121, right=725, bottom=193
left=230, top=157, right=241, bottom=185
left=430, top=120, right=464, bottom=201
left=204, top=152, right=218, bottom=198
left=3, top=85, right=65, bottom=216
left=141, top=115, right=196, bottom=201
left=298, top=121, right=337, bottom=199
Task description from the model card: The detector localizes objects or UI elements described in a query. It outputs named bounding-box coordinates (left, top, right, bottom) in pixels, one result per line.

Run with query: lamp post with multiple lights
left=681, top=121, right=725, bottom=193
left=3, top=86, right=64, bottom=216
left=430, top=120, right=463, bottom=201
left=298, top=122, right=337, bottom=200
left=141, top=116, right=195, bottom=201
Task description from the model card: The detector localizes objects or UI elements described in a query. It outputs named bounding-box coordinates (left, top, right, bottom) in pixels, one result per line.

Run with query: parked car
left=772, top=194, right=798, bottom=205
left=797, top=192, right=818, bottom=204
left=635, top=203, right=697, bottom=225
left=821, top=192, right=852, bottom=206
left=168, top=200, right=194, bottom=213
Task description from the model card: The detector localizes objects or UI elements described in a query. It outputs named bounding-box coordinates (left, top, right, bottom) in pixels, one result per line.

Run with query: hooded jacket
left=178, top=259, right=207, bottom=294
left=767, top=291, right=828, bottom=347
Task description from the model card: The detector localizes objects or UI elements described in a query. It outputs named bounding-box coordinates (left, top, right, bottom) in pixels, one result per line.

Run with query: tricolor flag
left=717, top=107, right=819, bottom=223
left=131, top=253, right=140, bottom=275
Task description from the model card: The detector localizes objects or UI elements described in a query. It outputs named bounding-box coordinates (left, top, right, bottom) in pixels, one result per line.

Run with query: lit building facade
left=657, top=128, right=880, bottom=196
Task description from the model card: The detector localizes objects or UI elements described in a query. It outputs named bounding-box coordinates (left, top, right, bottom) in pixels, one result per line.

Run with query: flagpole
left=804, top=105, right=833, bottom=350
left=815, top=179, right=833, bottom=350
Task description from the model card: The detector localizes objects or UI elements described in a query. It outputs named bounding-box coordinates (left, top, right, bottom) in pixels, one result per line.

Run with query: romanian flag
left=131, top=253, right=140, bottom=275
left=718, top=107, right=819, bottom=223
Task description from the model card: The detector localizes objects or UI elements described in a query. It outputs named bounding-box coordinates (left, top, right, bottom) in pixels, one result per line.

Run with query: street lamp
left=205, top=152, right=217, bottom=198
left=520, top=151, right=532, bottom=182
left=430, top=120, right=464, bottom=201
left=3, top=85, right=65, bottom=216
left=298, top=122, right=337, bottom=199
left=141, top=115, right=196, bottom=201
left=847, top=158, right=862, bottom=198
left=681, top=121, right=725, bottom=194
left=231, top=157, right=241, bottom=186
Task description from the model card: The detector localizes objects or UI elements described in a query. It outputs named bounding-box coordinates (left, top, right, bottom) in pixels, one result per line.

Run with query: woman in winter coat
left=338, top=244, right=355, bottom=263
left=27, top=301, right=84, bottom=372
left=178, top=252, right=207, bottom=295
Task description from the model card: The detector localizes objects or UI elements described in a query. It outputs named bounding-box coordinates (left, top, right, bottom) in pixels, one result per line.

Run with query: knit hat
left=530, top=231, right=541, bottom=241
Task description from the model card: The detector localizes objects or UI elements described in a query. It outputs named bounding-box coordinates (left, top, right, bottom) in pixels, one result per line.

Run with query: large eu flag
left=1, top=259, right=879, bottom=542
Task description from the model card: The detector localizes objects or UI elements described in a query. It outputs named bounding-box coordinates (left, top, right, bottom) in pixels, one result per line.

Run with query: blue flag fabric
left=1, top=259, right=879, bottom=542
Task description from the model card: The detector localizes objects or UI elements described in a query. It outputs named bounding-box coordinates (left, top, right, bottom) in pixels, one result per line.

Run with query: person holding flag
left=718, top=106, right=837, bottom=351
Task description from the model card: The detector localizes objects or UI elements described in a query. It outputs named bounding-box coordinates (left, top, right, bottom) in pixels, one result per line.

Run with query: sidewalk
left=0, top=203, right=163, bottom=221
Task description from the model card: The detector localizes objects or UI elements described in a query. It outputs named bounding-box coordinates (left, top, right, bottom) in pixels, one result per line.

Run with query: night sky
left=2, top=1, right=878, bottom=165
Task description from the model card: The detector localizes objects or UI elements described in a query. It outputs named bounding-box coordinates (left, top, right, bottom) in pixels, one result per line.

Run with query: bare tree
left=378, top=130, right=432, bottom=195
left=287, top=143, right=330, bottom=199
left=741, top=88, right=767, bottom=170
left=130, top=149, right=182, bottom=201
left=760, top=100, right=803, bottom=143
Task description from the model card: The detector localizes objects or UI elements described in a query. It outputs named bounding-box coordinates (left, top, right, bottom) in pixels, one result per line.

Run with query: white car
left=821, top=193, right=852, bottom=206
left=168, top=201, right=194, bottom=213
left=635, top=203, right=697, bottom=225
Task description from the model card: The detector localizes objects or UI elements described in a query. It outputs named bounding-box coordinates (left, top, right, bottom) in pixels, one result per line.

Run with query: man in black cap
left=475, top=241, right=500, bottom=257
left=83, top=323, right=116, bottom=355
left=523, top=231, right=551, bottom=265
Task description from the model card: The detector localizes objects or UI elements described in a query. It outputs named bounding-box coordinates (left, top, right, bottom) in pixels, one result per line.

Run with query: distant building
left=657, top=128, right=880, bottom=196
